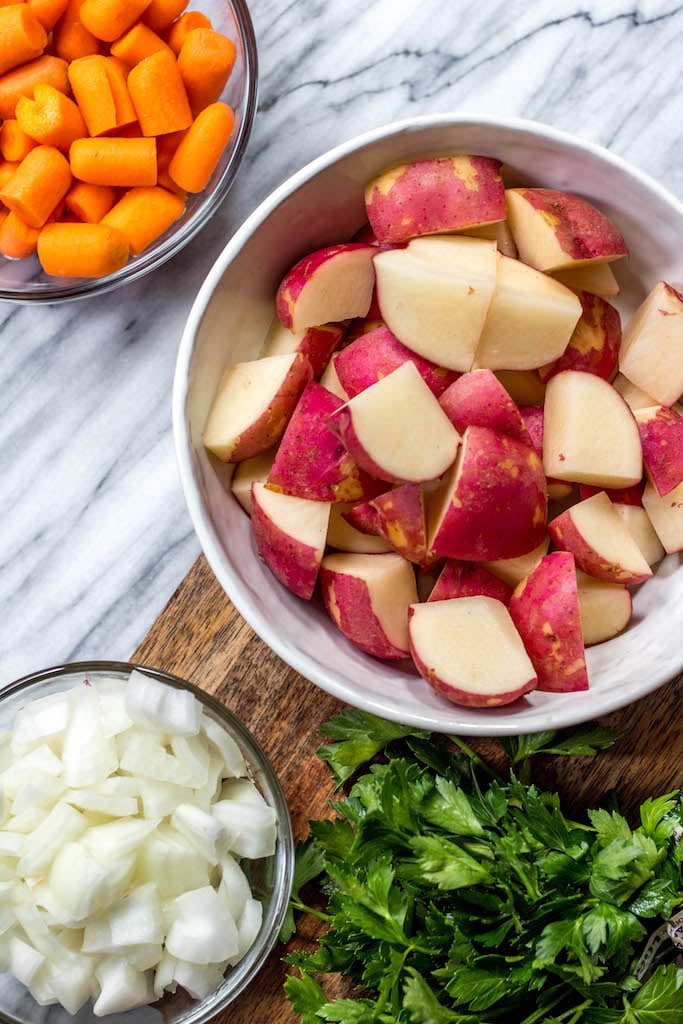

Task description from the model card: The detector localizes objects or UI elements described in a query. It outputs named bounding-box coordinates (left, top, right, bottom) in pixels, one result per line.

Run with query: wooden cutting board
left=134, top=555, right=683, bottom=1024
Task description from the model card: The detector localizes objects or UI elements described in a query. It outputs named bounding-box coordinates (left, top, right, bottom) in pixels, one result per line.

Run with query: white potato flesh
left=642, top=479, right=683, bottom=553
left=251, top=482, right=331, bottom=550
left=373, top=244, right=496, bottom=371
left=543, top=371, right=642, bottom=487
left=327, top=502, right=392, bottom=554
left=409, top=597, right=536, bottom=700
left=342, top=361, right=460, bottom=482
left=203, top=352, right=300, bottom=461
left=611, top=372, right=658, bottom=412
left=613, top=503, right=666, bottom=567
left=473, top=254, right=582, bottom=370
left=230, top=450, right=276, bottom=515
left=618, top=281, right=683, bottom=406
left=285, top=246, right=375, bottom=333
left=555, top=492, right=652, bottom=580
left=575, top=570, right=632, bottom=645
left=482, top=536, right=550, bottom=586
left=552, top=262, right=620, bottom=298
left=319, top=355, right=349, bottom=400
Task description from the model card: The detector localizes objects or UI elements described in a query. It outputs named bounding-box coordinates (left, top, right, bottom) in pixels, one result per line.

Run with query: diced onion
left=0, top=672, right=278, bottom=1016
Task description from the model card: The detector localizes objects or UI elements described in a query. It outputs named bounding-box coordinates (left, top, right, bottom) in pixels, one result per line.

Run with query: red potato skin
left=538, top=291, right=621, bottom=382
left=430, top=426, right=547, bottom=561
left=319, top=566, right=409, bottom=659
left=266, top=382, right=382, bottom=502
left=344, top=317, right=384, bottom=345
left=342, top=501, right=383, bottom=536
left=579, top=482, right=644, bottom=506
left=250, top=492, right=324, bottom=601
left=229, top=354, right=313, bottom=463
left=428, top=561, right=512, bottom=603
left=295, top=324, right=346, bottom=378
left=365, top=155, right=506, bottom=244
left=439, top=369, right=529, bottom=440
left=509, top=551, right=589, bottom=692
left=548, top=508, right=652, bottom=584
left=513, top=188, right=628, bottom=262
left=370, top=483, right=439, bottom=568
left=275, top=243, right=376, bottom=329
left=408, top=607, right=537, bottom=707
left=636, top=405, right=683, bottom=496
left=335, top=324, right=460, bottom=399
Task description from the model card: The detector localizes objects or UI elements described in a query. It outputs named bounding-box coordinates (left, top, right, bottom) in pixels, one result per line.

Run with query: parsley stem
left=289, top=897, right=332, bottom=923
left=447, top=735, right=503, bottom=782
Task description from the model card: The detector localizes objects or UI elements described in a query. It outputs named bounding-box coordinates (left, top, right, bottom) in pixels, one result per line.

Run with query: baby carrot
left=0, top=145, right=72, bottom=226
left=177, top=28, right=235, bottom=112
left=142, top=0, right=186, bottom=33
left=127, top=48, right=192, bottom=136
left=52, top=0, right=100, bottom=60
left=0, top=209, right=40, bottom=258
left=70, top=136, right=157, bottom=186
left=104, top=56, right=137, bottom=128
left=79, top=0, right=152, bottom=42
left=165, top=10, right=210, bottom=53
left=0, top=5, right=48, bottom=76
left=16, top=83, right=87, bottom=151
left=0, top=161, right=20, bottom=190
left=168, top=101, right=233, bottom=193
left=68, top=54, right=135, bottom=135
left=0, top=120, right=37, bottom=162
left=155, top=127, right=185, bottom=194
left=28, top=0, right=69, bottom=29
left=101, top=184, right=184, bottom=253
left=0, top=55, right=70, bottom=120
left=64, top=180, right=116, bottom=221
left=37, top=221, right=130, bottom=276
left=110, top=22, right=172, bottom=65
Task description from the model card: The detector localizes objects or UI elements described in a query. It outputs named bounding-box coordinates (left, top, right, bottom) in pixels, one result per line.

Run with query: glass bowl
left=0, top=0, right=258, bottom=304
left=0, top=660, right=294, bottom=1023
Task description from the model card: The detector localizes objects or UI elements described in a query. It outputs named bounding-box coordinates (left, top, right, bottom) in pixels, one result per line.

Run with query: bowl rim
left=0, top=0, right=259, bottom=306
left=0, top=659, right=295, bottom=1024
left=172, top=113, right=683, bottom=736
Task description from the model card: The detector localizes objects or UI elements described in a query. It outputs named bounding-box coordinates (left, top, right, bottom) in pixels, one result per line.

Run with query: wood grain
left=134, top=555, right=683, bottom=1024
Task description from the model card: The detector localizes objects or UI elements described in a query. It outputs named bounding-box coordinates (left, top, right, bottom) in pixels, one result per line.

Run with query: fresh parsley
left=284, top=712, right=682, bottom=1024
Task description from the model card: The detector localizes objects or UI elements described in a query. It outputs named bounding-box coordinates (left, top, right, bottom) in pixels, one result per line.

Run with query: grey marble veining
left=2, top=0, right=683, bottom=684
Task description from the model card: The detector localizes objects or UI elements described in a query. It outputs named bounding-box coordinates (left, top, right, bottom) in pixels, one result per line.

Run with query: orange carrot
left=127, top=48, right=192, bottom=136
left=0, top=209, right=40, bottom=258
left=154, top=127, right=185, bottom=193
left=0, top=55, right=70, bottom=120
left=16, top=83, right=87, bottom=151
left=101, top=184, right=184, bottom=253
left=28, top=0, right=69, bottom=30
left=64, top=180, right=116, bottom=221
left=0, top=145, right=72, bottom=226
left=68, top=54, right=135, bottom=135
left=142, top=0, right=186, bottom=33
left=110, top=21, right=172, bottom=65
left=52, top=0, right=99, bottom=61
left=177, top=28, right=235, bottom=112
left=0, top=5, right=48, bottom=76
left=79, top=0, right=151, bottom=42
left=0, top=120, right=37, bottom=162
left=168, top=101, right=233, bottom=193
left=165, top=10, right=210, bottom=53
left=37, top=220, right=130, bottom=276
left=69, top=136, right=157, bottom=186
left=0, top=161, right=20, bottom=189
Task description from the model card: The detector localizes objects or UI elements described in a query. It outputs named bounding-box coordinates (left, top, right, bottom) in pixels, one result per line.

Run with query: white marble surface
left=2, top=0, right=683, bottom=685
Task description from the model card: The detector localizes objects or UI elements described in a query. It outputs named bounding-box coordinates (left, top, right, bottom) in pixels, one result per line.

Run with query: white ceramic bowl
left=173, top=114, right=683, bottom=736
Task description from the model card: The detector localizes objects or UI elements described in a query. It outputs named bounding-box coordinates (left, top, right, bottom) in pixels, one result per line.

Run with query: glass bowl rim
left=0, top=659, right=295, bottom=1024
left=0, top=0, right=259, bottom=306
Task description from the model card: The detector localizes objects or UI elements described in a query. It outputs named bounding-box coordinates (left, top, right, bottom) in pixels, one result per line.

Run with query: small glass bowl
left=0, top=0, right=258, bottom=304
left=0, top=660, right=294, bottom=1024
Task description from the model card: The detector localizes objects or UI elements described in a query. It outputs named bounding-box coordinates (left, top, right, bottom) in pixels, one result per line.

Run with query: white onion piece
left=165, top=886, right=239, bottom=964
left=93, top=956, right=155, bottom=1017
left=212, top=800, right=278, bottom=859
left=171, top=804, right=226, bottom=866
left=0, top=674, right=279, bottom=1016
left=62, top=686, right=118, bottom=788
left=126, top=670, right=201, bottom=736
left=10, top=693, right=69, bottom=756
